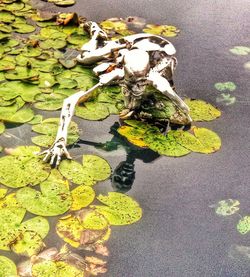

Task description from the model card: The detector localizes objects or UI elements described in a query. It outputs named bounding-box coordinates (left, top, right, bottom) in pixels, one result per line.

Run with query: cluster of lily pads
left=213, top=199, right=250, bottom=235
left=0, top=146, right=142, bottom=276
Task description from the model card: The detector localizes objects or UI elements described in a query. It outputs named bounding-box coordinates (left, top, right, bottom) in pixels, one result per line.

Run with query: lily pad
left=0, top=55, right=15, bottom=71
left=184, top=99, right=221, bottom=121
left=34, top=93, right=65, bottom=111
left=40, top=39, right=67, bottom=50
left=48, top=0, right=76, bottom=7
left=75, top=102, right=110, bottom=120
left=0, top=121, right=5, bottom=134
left=214, top=82, right=236, bottom=92
left=0, top=11, right=15, bottom=23
left=0, top=146, right=50, bottom=188
left=229, top=46, right=250, bottom=56
left=71, top=185, right=95, bottom=211
left=56, top=208, right=110, bottom=248
left=237, top=216, right=250, bottom=235
left=28, top=114, right=43, bottom=125
left=0, top=107, right=35, bottom=123
left=215, top=199, right=240, bottom=216
left=59, top=154, right=111, bottom=185
left=92, top=192, right=142, bottom=225
left=0, top=256, right=17, bottom=277
left=145, top=129, right=191, bottom=157
left=13, top=23, right=36, bottom=34
left=16, top=169, right=72, bottom=216
left=143, top=24, right=179, bottom=37
left=32, top=118, right=79, bottom=147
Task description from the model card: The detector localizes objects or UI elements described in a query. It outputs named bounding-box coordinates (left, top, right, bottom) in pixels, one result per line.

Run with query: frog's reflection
left=78, top=121, right=160, bottom=192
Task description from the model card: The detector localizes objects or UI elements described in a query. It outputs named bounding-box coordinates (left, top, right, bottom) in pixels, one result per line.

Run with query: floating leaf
left=145, top=130, right=191, bottom=157
left=12, top=23, right=36, bottom=34
left=0, top=55, right=15, bottom=71
left=0, top=256, right=17, bottom=277
left=56, top=208, right=110, bottom=248
left=143, top=24, right=179, bottom=37
left=0, top=121, right=5, bottom=134
left=0, top=188, right=7, bottom=198
left=28, top=114, right=43, bottom=125
left=215, top=199, right=240, bottom=216
left=59, top=154, right=111, bottom=185
left=40, top=39, right=67, bottom=50
left=48, top=0, right=76, bottom=6
left=32, top=118, right=79, bottom=147
left=92, top=192, right=142, bottom=225
left=16, top=169, right=72, bottom=216
left=0, top=146, right=50, bottom=188
left=229, top=46, right=250, bottom=56
left=237, top=216, right=250, bottom=235
left=0, top=11, right=15, bottom=23
left=34, top=93, right=65, bottom=111
left=0, top=107, right=35, bottom=123
left=11, top=230, right=45, bottom=257
left=118, top=125, right=148, bottom=148
left=39, top=27, right=67, bottom=40
left=214, top=82, right=236, bottom=92
left=75, top=102, right=110, bottom=120
left=71, top=185, right=95, bottom=211
left=184, top=99, right=221, bottom=121
left=67, top=32, right=89, bottom=48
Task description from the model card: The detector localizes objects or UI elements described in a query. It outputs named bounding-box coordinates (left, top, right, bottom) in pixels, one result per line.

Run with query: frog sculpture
left=41, top=21, right=192, bottom=166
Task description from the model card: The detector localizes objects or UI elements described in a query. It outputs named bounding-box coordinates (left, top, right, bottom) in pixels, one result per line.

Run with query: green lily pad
left=32, top=260, right=57, bottom=277
left=5, top=66, right=39, bottom=81
left=59, top=154, right=111, bottom=185
left=58, top=160, right=96, bottom=186
left=214, top=82, right=236, bottom=92
left=82, top=155, right=111, bottom=181
left=0, top=81, right=40, bottom=102
left=56, top=76, right=78, bottom=89
left=48, top=0, right=76, bottom=6
left=4, top=2, right=25, bottom=11
left=34, top=93, right=65, bottom=111
left=0, top=121, right=5, bottom=134
left=16, top=169, right=72, bottom=216
left=0, top=11, right=15, bottom=23
left=0, top=32, right=10, bottom=41
left=0, top=23, right=12, bottom=33
left=20, top=216, right=50, bottom=238
left=0, top=188, right=7, bottom=198
left=40, top=39, right=67, bottom=50
left=13, top=23, right=36, bottom=34
left=10, top=230, right=45, bottom=257
left=32, top=118, right=79, bottom=147
left=28, top=114, right=43, bottom=125
left=39, top=72, right=57, bottom=88
left=145, top=129, right=191, bottom=157
left=71, top=185, right=95, bottom=211
left=0, top=146, right=50, bottom=188
left=237, top=216, right=250, bottom=235
left=39, top=27, right=67, bottom=40
left=229, top=46, right=250, bottom=56
left=92, top=192, right=142, bottom=225
left=67, top=32, right=89, bottom=48
left=0, top=256, right=17, bottom=277
left=215, top=199, right=240, bottom=216
left=0, top=107, right=35, bottom=123
left=143, top=24, right=179, bottom=37
left=0, top=55, right=15, bottom=71
left=184, top=99, right=221, bottom=121
left=75, top=102, right=110, bottom=120
left=22, top=46, right=42, bottom=57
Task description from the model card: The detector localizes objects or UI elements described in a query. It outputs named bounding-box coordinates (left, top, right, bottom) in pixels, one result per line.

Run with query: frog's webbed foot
left=39, top=138, right=72, bottom=167
left=119, top=109, right=135, bottom=119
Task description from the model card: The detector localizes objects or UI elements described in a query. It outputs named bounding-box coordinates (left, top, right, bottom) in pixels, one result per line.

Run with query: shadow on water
left=78, top=121, right=161, bottom=192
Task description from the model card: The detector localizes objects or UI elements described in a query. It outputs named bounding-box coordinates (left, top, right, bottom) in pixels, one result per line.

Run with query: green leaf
left=0, top=11, right=15, bottom=23
left=0, top=107, right=35, bottom=123
left=28, top=114, right=43, bottom=125
left=145, top=130, right=191, bottom=157
left=71, top=185, right=95, bottom=211
left=48, top=0, right=76, bottom=6
left=0, top=146, right=50, bottom=188
left=143, top=24, right=179, bottom=37
left=82, top=155, right=111, bottom=181
left=59, top=160, right=96, bottom=186
left=75, top=102, right=110, bottom=120
left=237, top=216, right=250, bottom=235
left=34, top=93, right=65, bottom=111
left=20, top=216, right=50, bottom=238
left=32, top=118, right=79, bottom=147
left=40, top=39, right=67, bottom=50
left=13, top=23, right=36, bottom=34
left=16, top=169, right=72, bottom=216
left=32, top=260, right=57, bottom=277
left=214, top=82, right=236, bottom=92
left=229, top=46, right=250, bottom=56
left=39, top=27, right=67, bottom=40
left=10, top=230, right=45, bottom=257
left=216, top=93, right=236, bottom=106
left=5, top=66, right=39, bottom=81
left=0, top=55, right=15, bottom=71
left=0, top=121, right=5, bottom=134
left=215, top=199, right=240, bottom=216
left=0, top=256, right=17, bottom=277
left=92, top=192, right=142, bottom=225
left=67, top=32, right=89, bottom=48
left=184, top=99, right=221, bottom=121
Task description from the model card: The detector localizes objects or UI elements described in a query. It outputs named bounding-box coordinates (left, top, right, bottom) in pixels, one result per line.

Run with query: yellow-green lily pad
left=0, top=121, right=5, bottom=134
left=0, top=256, right=17, bottom=277
left=75, top=102, right=110, bottom=121
left=16, top=169, right=72, bottom=216
left=184, top=99, right=221, bottom=121
left=92, top=192, right=142, bottom=225
left=0, top=146, right=50, bottom=188
left=71, top=185, right=95, bottom=211
left=237, top=216, right=250, bottom=235
left=215, top=199, right=240, bottom=216
left=143, top=24, right=179, bottom=37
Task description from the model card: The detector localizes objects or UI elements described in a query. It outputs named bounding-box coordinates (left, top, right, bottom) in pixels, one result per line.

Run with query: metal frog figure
left=41, top=21, right=192, bottom=166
